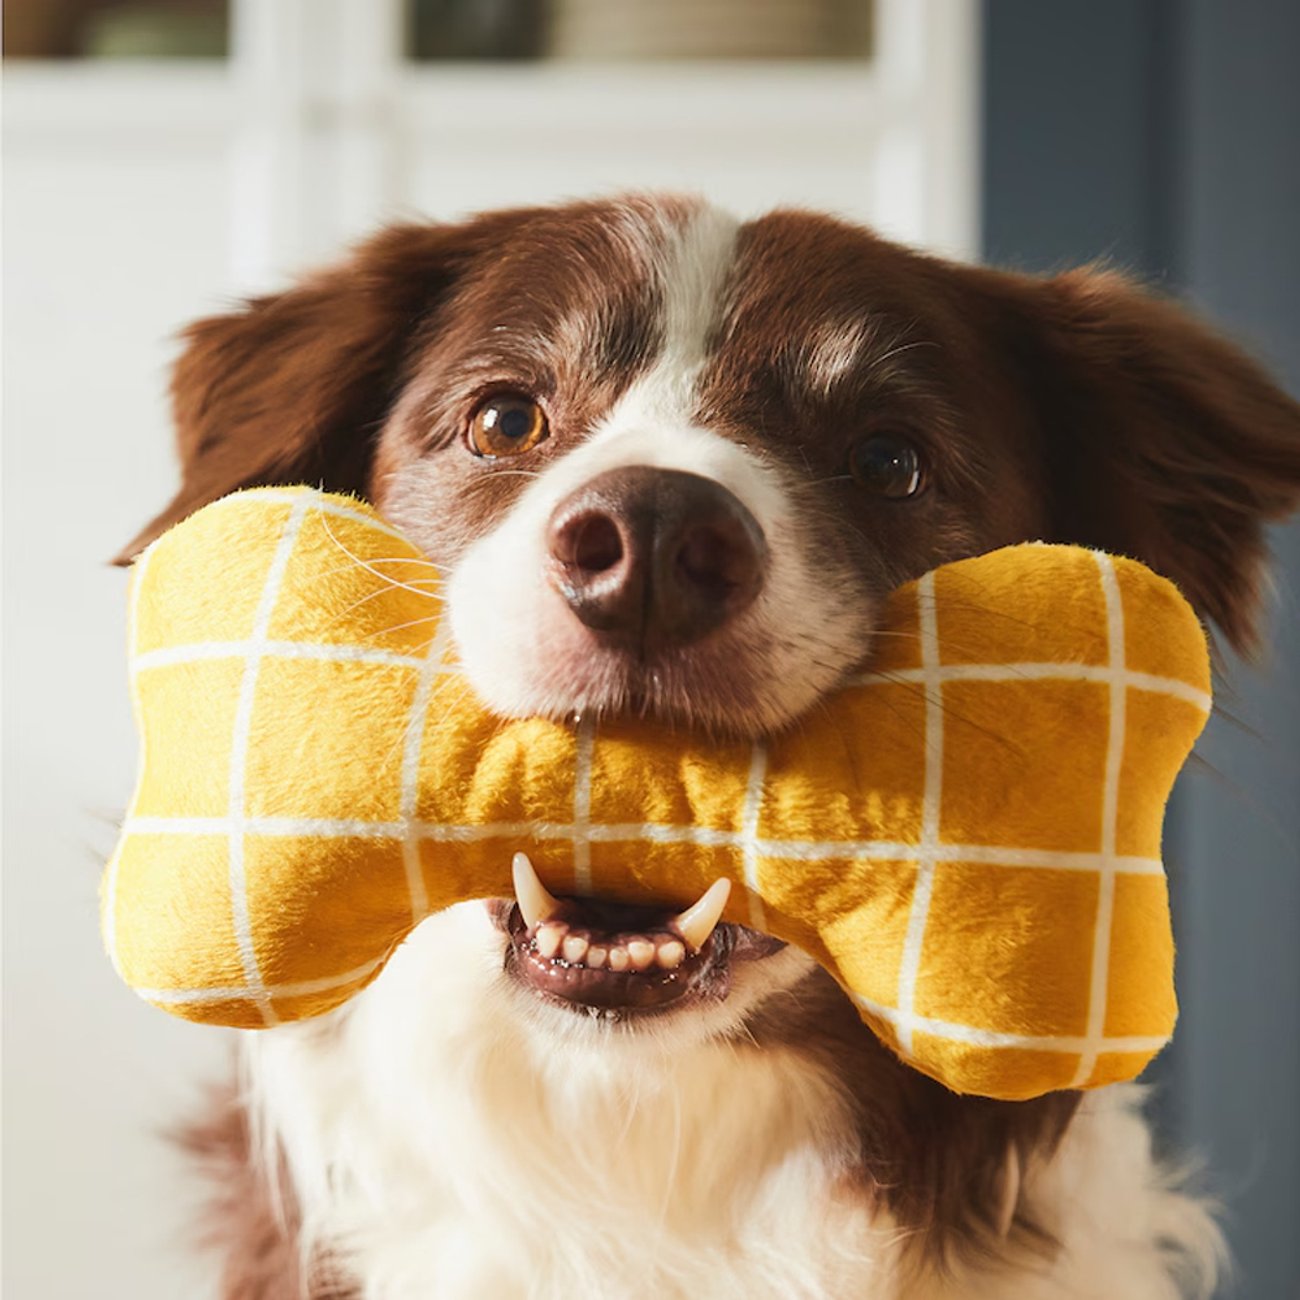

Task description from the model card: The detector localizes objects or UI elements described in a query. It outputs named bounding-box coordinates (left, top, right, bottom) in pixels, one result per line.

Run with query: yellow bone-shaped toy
left=103, top=488, right=1211, bottom=1100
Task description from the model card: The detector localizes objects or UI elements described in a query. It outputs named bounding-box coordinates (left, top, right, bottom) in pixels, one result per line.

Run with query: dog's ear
left=115, top=213, right=528, bottom=564
left=991, top=266, right=1300, bottom=653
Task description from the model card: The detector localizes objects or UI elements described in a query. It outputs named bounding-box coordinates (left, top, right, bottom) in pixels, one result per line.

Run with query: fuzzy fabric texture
left=103, top=487, right=1210, bottom=1100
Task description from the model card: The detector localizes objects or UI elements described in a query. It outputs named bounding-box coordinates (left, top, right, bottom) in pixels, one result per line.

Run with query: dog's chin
left=459, top=640, right=799, bottom=738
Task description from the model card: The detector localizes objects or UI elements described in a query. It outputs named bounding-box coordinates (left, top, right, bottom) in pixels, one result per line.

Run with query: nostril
left=553, top=511, right=624, bottom=574
left=676, top=526, right=728, bottom=591
left=675, top=523, right=757, bottom=595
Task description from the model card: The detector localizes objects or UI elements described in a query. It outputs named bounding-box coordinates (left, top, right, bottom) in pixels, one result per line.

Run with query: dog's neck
left=245, top=916, right=886, bottom=1296
left=226, top=905, right=1220, bottom=1300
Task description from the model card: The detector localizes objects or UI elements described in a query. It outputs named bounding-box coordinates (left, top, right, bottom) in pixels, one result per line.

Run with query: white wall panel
left=4, top=72, right=237, bottom=1299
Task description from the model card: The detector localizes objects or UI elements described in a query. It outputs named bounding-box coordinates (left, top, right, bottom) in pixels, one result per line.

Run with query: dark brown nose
left=546, top=466, right=767, bottom=654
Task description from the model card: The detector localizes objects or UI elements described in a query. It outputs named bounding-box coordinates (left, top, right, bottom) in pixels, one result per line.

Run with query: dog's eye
left=850, top=435, right=925, bottom=499
left=468, top=395, right=548, bottom=457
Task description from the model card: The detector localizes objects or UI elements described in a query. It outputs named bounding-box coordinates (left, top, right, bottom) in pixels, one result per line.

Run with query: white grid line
left=224, top=496, right=313, bottom=1026
left=130, top=641, right=1210, bottom=719
left=851, top=992, right=1168, bottom=1055
left=133, top=641, right=433, bottom=673
left=855, top=661, right=1210, bottom=713
left=127, top=815, right=407, bottom=838
left=398, top=617, right=452, bottom=922
left=119, top=496, right=1193, bottom=1073
left=894, top=571, right=943, bottom=1055
left=135, top=955, right=386, bottom=1006
left=740, top=742, right=770, bottom=930
left=1070, top=554, right=1128, bottom=1087
left=132, top=961, right=1172, bottom=1060
left=120, top=814, right=1169, bottom=874
left=571, top=715, right=596, bottom=893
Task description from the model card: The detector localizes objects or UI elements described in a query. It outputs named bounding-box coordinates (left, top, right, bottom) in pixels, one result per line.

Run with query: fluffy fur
left=257, top=923, right=859, bottom=1297
left=213, top=906, right=1224, bottom=1299
left=126, top=194, right=1300, bottom=1299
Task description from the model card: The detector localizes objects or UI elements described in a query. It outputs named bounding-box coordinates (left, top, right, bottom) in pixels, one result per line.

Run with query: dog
left=122, top=195, right=1300, bottom=1299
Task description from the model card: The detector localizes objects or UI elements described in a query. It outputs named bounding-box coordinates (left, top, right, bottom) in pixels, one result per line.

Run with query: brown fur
left=122, top=203, right=1300, bottom=651
left=123, top=197, right=1300, bottom=1292
left=747, top=966, right=1078, bottom=1265
left=179, top=1085, right=357, bottom=1299
left=966, top=261, right=1300, bottom=653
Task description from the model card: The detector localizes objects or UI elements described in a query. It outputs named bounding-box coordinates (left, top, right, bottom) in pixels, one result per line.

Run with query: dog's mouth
left=495, top=854, right=785, bottom=1018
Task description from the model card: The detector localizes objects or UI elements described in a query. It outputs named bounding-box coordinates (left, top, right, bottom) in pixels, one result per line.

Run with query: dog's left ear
left=989, top=265, right=1300, bottom=653
left=114, top=211, right=533, bottom=564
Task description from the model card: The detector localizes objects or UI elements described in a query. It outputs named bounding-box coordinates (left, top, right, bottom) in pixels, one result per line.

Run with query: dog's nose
left=546, top=466, right=767, bottom=653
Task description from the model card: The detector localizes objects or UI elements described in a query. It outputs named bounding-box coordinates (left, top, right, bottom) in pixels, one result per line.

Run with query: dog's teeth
left=535, top=922, right=567, bottom=959
left=562, top=934, right=589, bottom=964
left=607, top=945, right=630, bottom=972
left=674, top=878, right=732, bottom=952
left=627, top=938, right=656, bottom=971
left=586, top=945, right=608, bottom=969
left=996, top=1145, right=1021, bottom=1239
left=512, top=852, right=560, bottom=931
left=655, top=939, right=686, bottom=969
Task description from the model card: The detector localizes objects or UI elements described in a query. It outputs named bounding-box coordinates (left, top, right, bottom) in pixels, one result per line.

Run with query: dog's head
left=129, top=196, right=1300, bottom=1252
left=124, top=196, right=1300, bottom=721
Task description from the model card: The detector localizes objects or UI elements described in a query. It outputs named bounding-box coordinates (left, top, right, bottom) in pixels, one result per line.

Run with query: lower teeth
left=530, top=925, right=686, bottom=972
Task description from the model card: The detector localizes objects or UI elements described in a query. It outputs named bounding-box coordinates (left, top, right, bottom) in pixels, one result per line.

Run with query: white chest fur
left=244, top=905, right=1221, bottom=1300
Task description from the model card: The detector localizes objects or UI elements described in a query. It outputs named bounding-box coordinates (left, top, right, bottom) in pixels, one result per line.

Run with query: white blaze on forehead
left=515, top=204, right=763, bottom=535
left=467, top=202, right=753, bottom=526
left=607, top=202, right=741, bottom=430
left=657, top=204, right=741, bottom=370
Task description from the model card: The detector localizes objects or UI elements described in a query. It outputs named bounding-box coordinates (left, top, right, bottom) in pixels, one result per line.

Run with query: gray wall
left=983, top=4, right=1300, bottom=1298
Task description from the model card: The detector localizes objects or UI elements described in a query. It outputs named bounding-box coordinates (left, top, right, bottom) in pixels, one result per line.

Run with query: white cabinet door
left=225, top=0, right=978, bottom=276
left=393, top=2, right=978, bottom=258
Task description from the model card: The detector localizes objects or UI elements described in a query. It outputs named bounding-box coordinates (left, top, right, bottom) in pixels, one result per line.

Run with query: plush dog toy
left=103, top=488, right=1211, bottom=1101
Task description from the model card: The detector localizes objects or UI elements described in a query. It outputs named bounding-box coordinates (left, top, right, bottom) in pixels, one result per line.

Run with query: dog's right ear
left=114, top=213, right=528, bottom=564
left=968, top=263, right=1300, bottom=654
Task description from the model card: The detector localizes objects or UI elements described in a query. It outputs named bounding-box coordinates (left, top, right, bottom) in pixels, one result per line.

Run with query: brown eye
left=468, top=394, right=548, bottom=457
left=850, top=434, right=925, bottom=499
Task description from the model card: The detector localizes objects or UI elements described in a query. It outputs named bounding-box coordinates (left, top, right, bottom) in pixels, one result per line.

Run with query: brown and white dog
left=122, top=196, right=1300, bottom=1299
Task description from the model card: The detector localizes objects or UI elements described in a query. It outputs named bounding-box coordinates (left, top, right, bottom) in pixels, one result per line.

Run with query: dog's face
left=129, top=196, right=1300, bottom=1249
left=131, top=196, right=1300, bottom=734
left=370, top=201, right=1049, bottom=737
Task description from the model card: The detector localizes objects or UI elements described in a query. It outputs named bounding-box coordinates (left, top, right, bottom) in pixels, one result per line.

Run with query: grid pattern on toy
left=104, top=490, right=1207, bottom=1091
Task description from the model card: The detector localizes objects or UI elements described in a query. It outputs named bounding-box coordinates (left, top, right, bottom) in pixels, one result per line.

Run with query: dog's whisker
left=311, top=554, right=445, bottom=581
left=360, top=613, right=442, bottom=641
left=319, top=515, right=445, bottom=600
left=319, top=579, right=444, bottom=632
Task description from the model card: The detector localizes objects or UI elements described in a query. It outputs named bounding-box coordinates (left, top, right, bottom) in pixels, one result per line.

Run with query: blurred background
left=3, top=2, right=1296, bottom=1296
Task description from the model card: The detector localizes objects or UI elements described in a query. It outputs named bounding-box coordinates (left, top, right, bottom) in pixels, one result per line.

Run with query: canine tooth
left=586, top=945, right=608, bottom=969
left=535, top=923, right=566, bottom=959
left=512, top=852, right=560, bottom=930
left=655, top=939, right=686, bottom=969
left=562, top=934, right=589, bottom=964
left=996, top=1145, right=1021, bottom=1239
left=607, top=945, right=630, bottom=972
left=627, top=938, right=655, bottom=970
left=674, top=878, right=732, bottom=952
